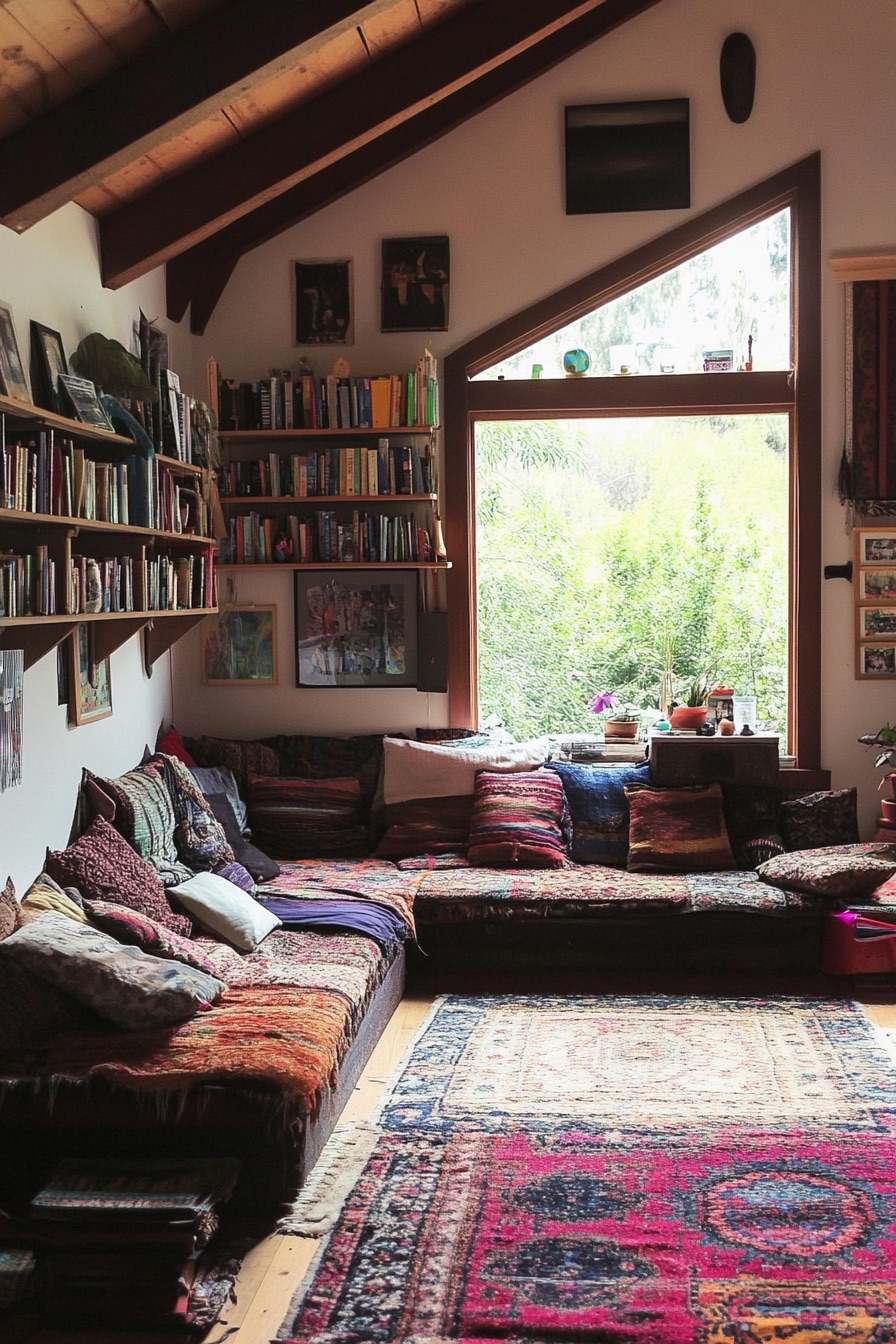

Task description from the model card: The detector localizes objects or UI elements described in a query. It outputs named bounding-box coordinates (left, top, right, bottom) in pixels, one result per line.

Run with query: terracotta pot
left=881, top=798, right=896, bottom=824
left=603, top=720, right=639, bottom=740
left=669, top=705, right=708, bottom=731
left=883, top=773, right=896, bottom=801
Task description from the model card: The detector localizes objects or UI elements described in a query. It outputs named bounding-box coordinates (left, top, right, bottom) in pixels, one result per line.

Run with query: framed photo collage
left=855, top=527, right=896, bottom=678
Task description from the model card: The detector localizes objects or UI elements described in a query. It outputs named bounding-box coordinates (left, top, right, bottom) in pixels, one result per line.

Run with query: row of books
left=221, top=508, right=433, bottom=565
left=145, top=550, right=216, bottom=611
left=217, top=353, right=439, bottom=432
left=221, top=442, right=435, bottom=499
left=1, top=431, right=209, bottom=536
left=0, top=547, right=56, bottom=617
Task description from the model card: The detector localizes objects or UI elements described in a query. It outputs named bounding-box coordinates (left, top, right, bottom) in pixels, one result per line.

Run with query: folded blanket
left=255, top=897, right=407, bottom=947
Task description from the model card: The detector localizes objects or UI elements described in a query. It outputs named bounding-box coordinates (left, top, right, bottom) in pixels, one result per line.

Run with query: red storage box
left=823, top=910, right=896, bottom=975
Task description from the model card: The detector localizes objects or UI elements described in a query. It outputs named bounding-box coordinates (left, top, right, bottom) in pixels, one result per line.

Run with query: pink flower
left=589, top=691, right=615, bottom=715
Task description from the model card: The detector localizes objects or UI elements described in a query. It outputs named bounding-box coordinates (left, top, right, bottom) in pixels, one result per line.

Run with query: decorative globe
left=562, top=348, right=591, bottom=377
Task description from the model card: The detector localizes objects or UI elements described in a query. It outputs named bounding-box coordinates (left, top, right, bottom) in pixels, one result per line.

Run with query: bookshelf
left=216, top=425, right=449, bottom=571
left=0, top=393, right=217, bottom=669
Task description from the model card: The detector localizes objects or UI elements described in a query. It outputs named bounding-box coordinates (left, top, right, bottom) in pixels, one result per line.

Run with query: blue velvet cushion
left=545, top=761, right=650, bottom=866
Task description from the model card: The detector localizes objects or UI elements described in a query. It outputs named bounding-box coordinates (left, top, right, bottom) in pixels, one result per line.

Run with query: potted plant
left=859, top=723, right=896, bottom=806
left=589, top=692, right=642, bottom=740
left=669, top=674, right=711, bottom=731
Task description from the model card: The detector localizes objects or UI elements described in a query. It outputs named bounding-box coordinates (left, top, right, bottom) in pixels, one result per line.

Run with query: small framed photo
left=381, top=236, right=449, bottom=332
left=69, top=624, right=113, bottom=725
left=858, top=643, right=896, bottom=679
left=201, top=605, right=278, bottom=685
left=57, top=373, right=115, bottom=432
left=857, top=528, right=896, bottom=566
left=858, top=567, right=896, bottom=601
left=294, top=571, right=417, bottom=687
left=0, top=300, right=31, bottom=403
left=293, top=258, right=353, bottom=345
left=858, top=606, right=896, bottom=638
left=30, top=321, right=69, bottom=414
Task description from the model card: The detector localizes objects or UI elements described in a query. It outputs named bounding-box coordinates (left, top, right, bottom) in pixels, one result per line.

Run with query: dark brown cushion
left=779, top=788, right=860, bottom=851
left=757, top=843, right=896, bottom=898
left=624, top=782, right=736, bottom=873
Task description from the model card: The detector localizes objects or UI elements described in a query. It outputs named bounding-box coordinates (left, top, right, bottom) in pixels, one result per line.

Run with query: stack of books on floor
left=26, top=1155, right=242, bottom=1330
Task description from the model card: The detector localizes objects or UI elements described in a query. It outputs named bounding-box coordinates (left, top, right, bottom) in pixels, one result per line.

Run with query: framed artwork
left=857, top=528, right=896, bottom=566
left=201, top=605, right=278, bottom=685
left=857, top=643, right=896, bottom=679
left=381, top=236, right=449, bottom=332
left=57, top=374, right=115, bottom=431
left=858, top=567, right=896, bottom=601
left=858, top=606, right=896, bottom=639
left=69, top=624, right=112, bottom=725
left=294, top=571, right=417, bottom=687
left=293, top=259, right=353, bottom=345
left=0, top=300, right=31, bottom=402
left=29, top=321, right=68, bottom=414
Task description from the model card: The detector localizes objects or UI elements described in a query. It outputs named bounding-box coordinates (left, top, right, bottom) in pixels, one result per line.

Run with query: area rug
left=278, top=994, right=896, bottom=1344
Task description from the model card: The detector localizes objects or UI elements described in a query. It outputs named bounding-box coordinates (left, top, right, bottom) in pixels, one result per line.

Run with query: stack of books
left=26, top=1156, right=242, bottom=1329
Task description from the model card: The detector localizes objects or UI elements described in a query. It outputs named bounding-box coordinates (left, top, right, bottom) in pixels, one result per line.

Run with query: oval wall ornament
left=720, top=32, right=756, bottom=124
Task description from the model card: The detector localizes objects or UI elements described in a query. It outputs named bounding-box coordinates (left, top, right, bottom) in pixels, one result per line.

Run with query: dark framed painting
left=294, top=570, right=417, bottom=687
left=293, top=258, right=353, bottom=345
left=68, top=624, right=112, bottom=725
left=30, top=321, right=69, bottom=414
left=201, top=605, right=278, bottom=685
left=381, top=236, right=449, bottom=332
left=0, top=300, right=31, bottom=402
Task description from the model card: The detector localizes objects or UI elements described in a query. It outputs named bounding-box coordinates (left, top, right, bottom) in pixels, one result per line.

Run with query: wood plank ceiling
left=0, top=0, right=661, bottom=333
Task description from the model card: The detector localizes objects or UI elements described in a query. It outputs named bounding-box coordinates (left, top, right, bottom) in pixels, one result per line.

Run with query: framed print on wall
left=294, top=571, right=417, bottom=687
left=381, top=236, right=449, bottom=332
left=857, top=643, right=896, bottom=678
left=68, top=624, right=112, bottom=725
left=293, top=259, right=353, bottom=345
left=201, top=606, right=278, bottom=685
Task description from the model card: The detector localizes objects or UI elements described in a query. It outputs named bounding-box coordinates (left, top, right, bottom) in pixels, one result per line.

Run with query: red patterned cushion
left=376, top=797, right=474, bottom=859
left=45, top=816, right=192, bottom=936
left=247, top=774, right=369, bottom=858
left=156, top=725, right=198, bottom=766
left=624, top=782, right=736, bottom=873
left=84, top=898, right=219, bottom=974
left=466, top=769, right=568, bottom=868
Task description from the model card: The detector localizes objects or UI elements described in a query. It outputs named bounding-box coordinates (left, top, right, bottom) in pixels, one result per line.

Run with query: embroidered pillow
left=261, top=733, right=384, bottom=821
left=190, top=764, right=250, bottom=834
left=81, top=763, right=192, bottom=886
left=246, top=774, right=368, bottom=859
left=152, top=753, right=234, bottom=871
left=83, top=899, right=220, bottom=975
left=375, top=735, right=550, bottom=858
left=0, top=912, right=225, bottom=1029
left=168, top=872, right=281, bottom=952
left=466, top=769, right=568, bottom=868
left=779, top=788, right=860, bottom=852
left=0, top=876, right=19, bottom=940
left=20, top=872, right=90, bottom=924
left=213, top=859, right=257, bottom=895
left=624, top=782, right=736, bottom=873
left=545, top=761, right=650, bottom=866
left=44, top=816, right=192, bottom=937
left=757, top=843, right=896, bottom=898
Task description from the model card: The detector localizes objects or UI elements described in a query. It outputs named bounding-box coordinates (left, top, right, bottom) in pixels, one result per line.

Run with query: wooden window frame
left=442, top=153, right=821, bottom=769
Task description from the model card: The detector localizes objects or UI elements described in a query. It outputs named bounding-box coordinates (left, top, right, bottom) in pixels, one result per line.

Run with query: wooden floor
left=14, top=983, right=896, bottom=1344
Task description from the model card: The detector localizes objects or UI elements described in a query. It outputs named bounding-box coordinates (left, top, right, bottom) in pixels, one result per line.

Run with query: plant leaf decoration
left=70, top=333, right=159, bottom=402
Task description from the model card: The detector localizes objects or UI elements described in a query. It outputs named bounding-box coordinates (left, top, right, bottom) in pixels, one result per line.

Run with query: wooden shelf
left=0, top=607, right=216, bottom=670
left=220, top=493, right=436, bottom=505
left=0, top=507, right=215, bottom=545
left=828, top=253, right=896, bottom=282
left=219, top=425, right=437, bottom=440
left=217, top=561, right=449, bottom=571
left=0, top=391, right=133, bottom=448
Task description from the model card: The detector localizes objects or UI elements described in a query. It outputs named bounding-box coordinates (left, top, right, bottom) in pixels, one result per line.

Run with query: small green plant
left=588, top=691, right=641, bottom=722
left=859, top=722, right=896, bottom=786
left=678, top=673, right=712, bottom=708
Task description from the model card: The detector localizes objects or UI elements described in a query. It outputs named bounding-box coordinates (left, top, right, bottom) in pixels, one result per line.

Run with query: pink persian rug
left=278, top=994, right=896, bottom=1343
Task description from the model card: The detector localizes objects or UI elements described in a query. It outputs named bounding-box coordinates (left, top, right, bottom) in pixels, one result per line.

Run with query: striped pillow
left=466, top=769, right=568, bottom=868
left=247, top=774, right=369, bottom=858
left=624, top=782, right=735, bottom=873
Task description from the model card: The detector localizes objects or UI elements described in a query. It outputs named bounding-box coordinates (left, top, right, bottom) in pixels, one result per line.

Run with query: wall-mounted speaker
left=720, top=32, right=756, bottom=124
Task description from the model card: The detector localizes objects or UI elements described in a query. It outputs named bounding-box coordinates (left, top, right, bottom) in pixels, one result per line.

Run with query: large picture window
left=444, top=156, right=821, bottom=766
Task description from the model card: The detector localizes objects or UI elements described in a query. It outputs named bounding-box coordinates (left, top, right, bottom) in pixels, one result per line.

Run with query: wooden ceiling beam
left=102, top=0, right=660, bottom=289
left=0, top=0, right=397, bottom=232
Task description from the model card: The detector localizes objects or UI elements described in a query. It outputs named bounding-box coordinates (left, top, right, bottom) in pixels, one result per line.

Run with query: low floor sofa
left=2, top=726, right=892, bottom=1227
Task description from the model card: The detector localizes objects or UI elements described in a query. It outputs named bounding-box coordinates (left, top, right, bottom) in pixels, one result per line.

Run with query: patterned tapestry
left=843, top=278, right=896, bottom=513
left=0, top=648, right=23, bottom=792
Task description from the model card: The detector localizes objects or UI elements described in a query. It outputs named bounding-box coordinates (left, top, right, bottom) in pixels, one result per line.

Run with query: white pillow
left=169, top=872, right=280, bottom=952
left=381, top=735, right=550, bottom=807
